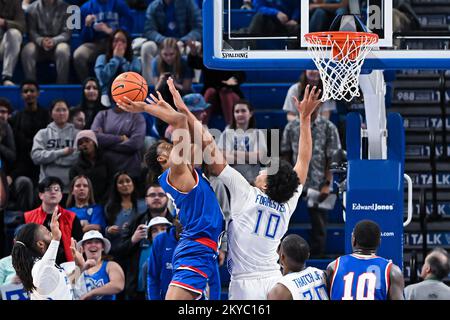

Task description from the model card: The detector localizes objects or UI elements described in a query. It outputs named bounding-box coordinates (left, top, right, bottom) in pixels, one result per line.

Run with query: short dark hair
left=20, top=80, right=39, bottom=91
left=50, top=99, right=69, bottom=113
left=353, top=220, right=381, bottom=249
left=427, top=248, right=450, bottom=280
left=281, top=234, right=310, bottom=265
left=0, top=98, right=13, bottom=113
left=38, top=176, right=64, bottom=193
left=266, top=159, right=299, bottom=203
left=145, top=140, right=168, bottom=184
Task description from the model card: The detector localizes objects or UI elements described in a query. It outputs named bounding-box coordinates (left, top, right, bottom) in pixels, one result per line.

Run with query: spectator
left=11, top=211, right=74, bottom=299
left=23, top=176, right=83, bottom=265
left=153, top=37, right=194, bottom=109
left=66, top=175, right=107, bottom=234
left=0, top=0, right=26, bottom=86
left=91, top=103, right=146, bottom=180
left=146, top=218, right=180, bottom=300
left=69, top=108, right=86, bottom=130
left=74, top=0, right=133, bottom=82
left=69, top=130, right=114, bottom=204
left=281, top=100, right=341, bottom=258
left=74, top=77, right=108, bottom=130
left=241, top=0, right=252, bottom=10
left=404, top=248, right=450, bottom=300
left=218, top=100, right=268, bottom=183
left=283, top=70, right=336, bottom=122
left=141, top=0, right=202, bottom=84
left=310, top=0, right=349, bottom=32
left=31, top=99, right=79, bottom=195
left=164, top=93, right=210, bottom=141
left=187, top=42, right=245, bottom=126
left=113, top=184, right=172, bottom=300
left=21, top=0, right=71, bottom=84
left=104, top=171, right=146, bottom=260
left=95, top=29, right=141, bottom=107
left=248, top=0, right=300, bottom=48
left=0, top=225, right=25, bottom=286
left=9, top=80, right=50, bottom=186
left=75, top=230, right=125, bottom=300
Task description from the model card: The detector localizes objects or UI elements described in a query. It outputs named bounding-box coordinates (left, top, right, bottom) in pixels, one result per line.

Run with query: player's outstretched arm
left=292, top=85, right=322, bottom=185
left=167, top=78, right=228, bottom=176
left=388, top=264, right=405, bottom=300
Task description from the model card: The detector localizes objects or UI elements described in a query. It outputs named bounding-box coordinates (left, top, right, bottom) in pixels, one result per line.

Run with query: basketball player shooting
left=165, top=78, right=322, bottom=300
left=116, top=88, right=223, bottom=300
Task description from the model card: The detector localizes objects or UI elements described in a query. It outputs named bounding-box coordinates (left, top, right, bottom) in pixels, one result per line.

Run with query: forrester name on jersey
left=352, top=203, right=395, bottom=211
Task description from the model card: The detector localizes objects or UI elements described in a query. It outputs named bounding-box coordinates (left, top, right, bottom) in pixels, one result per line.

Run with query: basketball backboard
left=204, top=0, right=450, bottom=70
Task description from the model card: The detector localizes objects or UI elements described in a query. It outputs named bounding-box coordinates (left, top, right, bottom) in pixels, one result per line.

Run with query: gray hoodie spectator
left=21, top=0, right=71, bottom=83
left=31, top=100, right=79, bottom=193
left=91, top=107, right=146, bottom=179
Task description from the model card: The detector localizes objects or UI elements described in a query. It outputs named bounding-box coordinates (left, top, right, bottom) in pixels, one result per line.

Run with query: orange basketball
left=111, top=72, right=148, bottom=104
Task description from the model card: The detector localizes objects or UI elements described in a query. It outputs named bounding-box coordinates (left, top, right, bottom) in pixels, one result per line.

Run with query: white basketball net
left=305, top=33, right=378, bottom=102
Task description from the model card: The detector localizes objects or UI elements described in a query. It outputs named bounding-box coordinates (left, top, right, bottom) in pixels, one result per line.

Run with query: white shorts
left=228, top=272, right=282, bottom=300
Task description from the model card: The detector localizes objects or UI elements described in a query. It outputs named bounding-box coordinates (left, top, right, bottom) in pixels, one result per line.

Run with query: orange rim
left=305, top=31, right=379, bottom=46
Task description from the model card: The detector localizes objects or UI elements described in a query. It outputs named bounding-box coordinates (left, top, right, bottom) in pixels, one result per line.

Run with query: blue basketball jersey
left=84, top=261, right=115, bottom=300
left=159, top=168, right=223, bottom=245
left=330, top=254, right=392, bottom=300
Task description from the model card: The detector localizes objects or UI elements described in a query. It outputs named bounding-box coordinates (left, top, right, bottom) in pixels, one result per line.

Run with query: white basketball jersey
left=218, top=165, right=302, bottom=278
left=278, top=267, right=329, bottom=300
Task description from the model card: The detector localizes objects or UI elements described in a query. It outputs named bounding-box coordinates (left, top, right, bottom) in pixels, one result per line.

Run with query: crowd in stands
left=0, top=0, right=448, bottom=301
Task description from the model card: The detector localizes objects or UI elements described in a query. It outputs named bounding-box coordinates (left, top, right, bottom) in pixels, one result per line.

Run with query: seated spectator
left=283, top=70, right=336, bottom=122
left=248, top=0, right=300, bottom=48
left=74, top=0, right=132, bottom=82
left=21, top=0, right=71, bottom=84
left=73, top=77, right=108, bottom=129
left=0, top=0, right=25, bottom=85
left=140, top=0, right=202, bottom=84
left=187, top=42, right=246, bottom=126
left=115, top=209, right=172, bottom=300
left=69, top=108, right=86, bottom=130
left=94, top=29, right=141, bottom=107
left=0, top=98, right=17, bottom=207
left=69, top=130, right=114, bottom=204
left=9, top=80, right=50, bottom=186
left=91, top=103, right=146, bottom=180
left=23, top=176, right=83, bottom=264
left=310, top=0, right=349, bottom=32
left=164, top=93, right=210, bottom=140
left=104, top=171, right=146, bottom=260
left=31, top=99, right=79, bottom=195
left=404, top=248, right=450, bottom=300
left=218, top=100, right=268, bottom=183
left=241, top=0, right=252, bottom=10
left=281, top=100, right=341, bottom=258
left=146, top=218, right=180, bottom=300
left=153, top=38, right=194, bottom=106
left=75, top=230, right=125, bottom=300
left=0, top=225, right=25, bottom=286
left=66, top=175, right=107, bottom=234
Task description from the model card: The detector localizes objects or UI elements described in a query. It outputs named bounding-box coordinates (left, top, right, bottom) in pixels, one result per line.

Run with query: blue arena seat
left=224, top=9, right=256, bottom=31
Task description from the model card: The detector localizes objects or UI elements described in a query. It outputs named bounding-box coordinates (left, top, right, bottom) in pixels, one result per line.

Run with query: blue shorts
left=169, top=240, right=218, bottom=298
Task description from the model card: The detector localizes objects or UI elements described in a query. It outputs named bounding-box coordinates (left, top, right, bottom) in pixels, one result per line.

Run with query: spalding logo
left=222, top=52, right=248, bottom=59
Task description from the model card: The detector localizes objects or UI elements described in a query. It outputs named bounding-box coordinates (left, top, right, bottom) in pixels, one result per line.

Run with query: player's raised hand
left=117, top=97, right=149, bottom=113
left=147, top=91, right=174, bottom=111
left=167, top=77, right=189, bottom=114
left=50, top=207, right=62, bottom=241
left=293, top=85, right=322, bottom=119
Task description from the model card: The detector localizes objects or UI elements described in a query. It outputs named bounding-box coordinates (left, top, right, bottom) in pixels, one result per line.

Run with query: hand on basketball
left=293, top=85, right=322, bottom=119
left=167, top=77, right=189, bottom=114
left=117, top=96, right=149, bottom=113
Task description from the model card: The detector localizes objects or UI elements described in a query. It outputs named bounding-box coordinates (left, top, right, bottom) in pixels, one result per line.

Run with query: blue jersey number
left=253, top=210, right=281, bottom=239
left=302, top=284, right=328, bottom=300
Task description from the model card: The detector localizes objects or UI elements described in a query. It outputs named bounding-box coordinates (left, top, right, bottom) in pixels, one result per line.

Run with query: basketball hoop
left=305, top=31, right=379, bottom=102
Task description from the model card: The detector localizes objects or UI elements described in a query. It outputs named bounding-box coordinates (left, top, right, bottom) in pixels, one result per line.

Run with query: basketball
left=111, top=72, right=148, bottom=104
